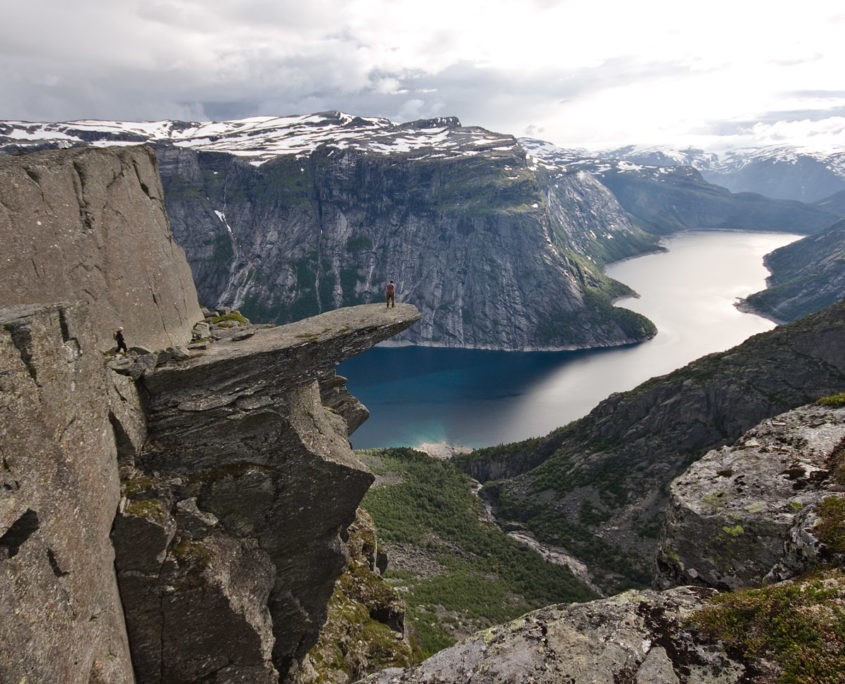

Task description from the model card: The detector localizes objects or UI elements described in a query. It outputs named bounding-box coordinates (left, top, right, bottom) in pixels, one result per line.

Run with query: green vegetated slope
left=742, top=218, right=845, bottom=322
left=597, top=165, right=839, bottom=235
left=455, top=299, right=845, bottom=594
left=692, top=568, right=845, bottom=683
left=358, top=448, right=597, bottom=658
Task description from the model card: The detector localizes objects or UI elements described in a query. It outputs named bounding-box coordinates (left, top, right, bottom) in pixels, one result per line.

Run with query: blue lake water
left=338, top=231, right=801, bottom=449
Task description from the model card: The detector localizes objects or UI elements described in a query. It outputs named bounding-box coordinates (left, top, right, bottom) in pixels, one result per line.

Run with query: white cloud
left=0, top=0, right=843, bottom=150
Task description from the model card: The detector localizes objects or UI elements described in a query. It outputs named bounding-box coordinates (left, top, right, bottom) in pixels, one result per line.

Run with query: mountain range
left=2, top=114, right=840, bottom=351
left=596, top=143, right=845, bottom=204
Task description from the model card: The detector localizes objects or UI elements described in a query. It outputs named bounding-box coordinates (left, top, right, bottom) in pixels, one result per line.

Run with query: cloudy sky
left=2, top=0, right=844, bottom=151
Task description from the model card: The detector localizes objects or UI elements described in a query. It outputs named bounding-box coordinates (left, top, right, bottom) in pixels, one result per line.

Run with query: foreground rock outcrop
left=657, top=402, right=845, bottom=590
left=364, top=586, right=748, bottom=683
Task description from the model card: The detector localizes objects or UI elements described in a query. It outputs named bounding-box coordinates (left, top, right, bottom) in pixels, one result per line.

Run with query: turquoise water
left=339, top=231, right=800, bottom=449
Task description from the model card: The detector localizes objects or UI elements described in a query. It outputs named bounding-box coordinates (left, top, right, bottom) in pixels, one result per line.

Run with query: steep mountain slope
left=524, top=139, right=839, bottom=234
left=455, top=299, right=845, bottom=592
left=817, top=187, right=845, bottom=216
left=741, top=217, right=845, bottom=322
left=601, top=143, right=845, bottom=204
left=702, top=147, right=845, bottom=203
left=0, top=114, right=656, bottom=351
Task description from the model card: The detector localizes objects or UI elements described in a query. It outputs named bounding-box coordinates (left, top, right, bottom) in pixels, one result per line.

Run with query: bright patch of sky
left=1, top=0, right=843, bottom=151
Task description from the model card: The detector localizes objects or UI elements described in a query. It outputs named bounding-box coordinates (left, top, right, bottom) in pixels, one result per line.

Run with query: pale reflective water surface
left=339, top=231, right=801, bottom=449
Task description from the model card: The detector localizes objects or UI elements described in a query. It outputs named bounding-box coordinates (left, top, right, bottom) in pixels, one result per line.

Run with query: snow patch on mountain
left=0, top=112, right=519, bottom=164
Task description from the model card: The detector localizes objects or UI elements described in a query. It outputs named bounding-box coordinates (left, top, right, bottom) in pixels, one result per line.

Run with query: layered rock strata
left=656, top=402, right=845, bottom=590
left=364, top=586, right=747, bottom=683
left=115, top=303, right=421, bottom=681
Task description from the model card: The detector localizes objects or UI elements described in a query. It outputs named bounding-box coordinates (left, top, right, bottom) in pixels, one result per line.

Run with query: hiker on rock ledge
left=113, top=327, right=127, bottom=354
left=386, top=280, right=395, bottom=308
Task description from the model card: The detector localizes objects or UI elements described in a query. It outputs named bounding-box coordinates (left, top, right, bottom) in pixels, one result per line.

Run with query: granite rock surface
left=656, top=403, right=845, bottom=590
left=0, top=303, right=134, bottom=683
left=0, top=146, right=202, bottom=351
left=115, top=303, right=421, bottom=681
left=363, top=587, right=747, bottom=684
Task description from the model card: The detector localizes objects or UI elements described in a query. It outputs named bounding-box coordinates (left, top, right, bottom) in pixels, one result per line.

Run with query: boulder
left=363, top=587, right=747, bottom=683
left=656, top=403, right=845, bottom=590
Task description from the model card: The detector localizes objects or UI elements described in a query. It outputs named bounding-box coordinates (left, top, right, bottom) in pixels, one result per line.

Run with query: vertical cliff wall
left=0, top=146, right=202, bottom=351
left=156, top=142, right=654, bottom=351
left=0, top=146, right=203, bottom=683
left=0, top=303, right=135, bottom=683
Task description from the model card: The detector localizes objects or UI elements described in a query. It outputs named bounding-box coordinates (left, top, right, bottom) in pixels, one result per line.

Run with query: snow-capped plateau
left=0, top=112, right=519, bottom=165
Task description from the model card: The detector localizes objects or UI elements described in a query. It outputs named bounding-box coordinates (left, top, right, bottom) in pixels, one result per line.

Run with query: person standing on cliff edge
left=386, top=280, right=395, bottom=308
left=114, top=327, right=128, bottom=354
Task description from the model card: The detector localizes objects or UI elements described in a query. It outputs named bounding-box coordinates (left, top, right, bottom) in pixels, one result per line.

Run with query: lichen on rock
left=656, top=402, right=845, bottom=590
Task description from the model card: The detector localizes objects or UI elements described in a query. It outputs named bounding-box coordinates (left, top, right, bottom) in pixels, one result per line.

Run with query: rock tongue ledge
left=117, top=302, right=421, bottom=682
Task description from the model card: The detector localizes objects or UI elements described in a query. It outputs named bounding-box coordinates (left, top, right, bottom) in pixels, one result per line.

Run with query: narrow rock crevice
left=0, top=509, right=40, bottom=559
left=47, top=548, right=69, bottom=577
left=7, top=321, right=38, bottom=383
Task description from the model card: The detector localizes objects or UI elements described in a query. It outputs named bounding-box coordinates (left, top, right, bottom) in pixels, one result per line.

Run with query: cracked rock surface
left=115, top=303, right=421, bottom=681
left=0, top=304, right=134, bottom=683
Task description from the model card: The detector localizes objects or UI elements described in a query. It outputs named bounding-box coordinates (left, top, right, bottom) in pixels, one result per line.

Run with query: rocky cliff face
left=117, top=304, right=419, bottom=682
left=742, top=217, right=845, bottom=323
left=0, top=146, right=202, bottom=351
left=457, top=299, right=845, bottom=592
left=0, top=303, right=134, bottom=683
left=0, top=114, right=658, bottom=351
left=656, top=402, right=845, bottom=591
left=154, top=134, right=654, bottom=351
left=0, top=146, right=422, bottom=683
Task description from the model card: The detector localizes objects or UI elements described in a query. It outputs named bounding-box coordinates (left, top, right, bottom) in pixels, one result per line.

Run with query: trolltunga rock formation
left=117, top=304, right=421, bottom=682
left=0, top=145, right=421, bottom=683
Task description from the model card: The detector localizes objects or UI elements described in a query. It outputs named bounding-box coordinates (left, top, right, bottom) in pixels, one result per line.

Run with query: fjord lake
left=339, top=231, right=801, bottom=450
